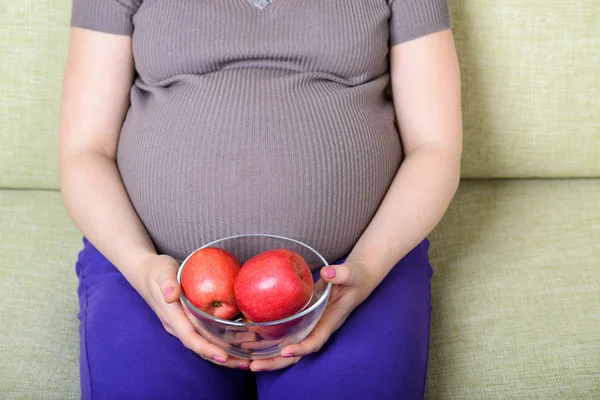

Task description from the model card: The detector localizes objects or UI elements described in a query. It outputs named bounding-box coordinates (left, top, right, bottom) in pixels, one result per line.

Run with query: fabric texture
left=426, top=180, right=600, bottom=399
left=0, top=0, right=71, bottom=190
left=451, top=1, right=600, bottom=178
left=71, top=0, right=140, bottom=35
left=75, top=238, right=433, bottom=399
left=0, top=191, right=81, bottom=399
left=389, top=0, right=450, bottom=45
left=69, top=0, right=450, bottom=263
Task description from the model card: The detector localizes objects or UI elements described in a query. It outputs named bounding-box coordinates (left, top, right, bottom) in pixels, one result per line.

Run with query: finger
left=250, top=355, right=302, bottom=372
left=320, top=264, right=353, bottom=286
left=313, top=278, right=327, bottom=293
left=281, top=306, right=346, bottom=357
left=161, top=322, right=175, bottom=336
left=169, top=302, right=230, bottom=363
left=229, top=331, right=259, bottom=346
left=239, top=338, right=279, bottom=350
left=172, top=306, right=250, bottom=369
left=168, top=305, right=250, bottom=369
left=201, top=354, right=251, bottom=370
left=152, top=261, right=181, bottom=303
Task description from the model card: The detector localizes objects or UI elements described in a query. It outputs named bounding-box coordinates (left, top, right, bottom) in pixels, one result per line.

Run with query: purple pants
left=76, top=238, right=433, bottom=399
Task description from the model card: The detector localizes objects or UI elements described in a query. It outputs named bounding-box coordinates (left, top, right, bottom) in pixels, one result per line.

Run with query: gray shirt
left=71, top=0, right=451, bottom=262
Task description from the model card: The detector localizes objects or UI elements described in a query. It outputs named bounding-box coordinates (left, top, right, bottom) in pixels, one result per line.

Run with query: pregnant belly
left=117, top=70, right=401, bottom=262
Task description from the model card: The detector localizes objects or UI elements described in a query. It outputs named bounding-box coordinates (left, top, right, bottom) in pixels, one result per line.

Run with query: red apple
left=243, top=316, right=301, bottom=340
left=234, top=249, right=314, bottom=322
left=180, top=247, right=241, bottom=320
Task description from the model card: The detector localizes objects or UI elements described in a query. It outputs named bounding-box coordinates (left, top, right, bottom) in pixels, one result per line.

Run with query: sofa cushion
left=427, top=179, right=600, bottom=398
left=451, top=1, right=600, bottom=178
left=1, top=180, right=598, bottom=398
left=0, top=1, right=70, bottom=190
left=1, top=0, right=598, bottom=190
left=0, top=190, right=80, bottom=399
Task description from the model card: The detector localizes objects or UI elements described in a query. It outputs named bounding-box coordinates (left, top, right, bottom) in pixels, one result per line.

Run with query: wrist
left=347, top=239, right=408, bottom=290
left=343, top=256, right=381, bottom=301
left=125, top=252, right=163, bottom=298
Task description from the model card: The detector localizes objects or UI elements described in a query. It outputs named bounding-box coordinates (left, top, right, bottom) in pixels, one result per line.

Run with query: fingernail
left=281, top=352, right=294, bottom=358
left=238, top=365, right=250, bottom=370
left=165, top=287, right=174, bottom=298
left=323, top=267, right=336, bottom=279
left=214, top=356, right=227, bottom=363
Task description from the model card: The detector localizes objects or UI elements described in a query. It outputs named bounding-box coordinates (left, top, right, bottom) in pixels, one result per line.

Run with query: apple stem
left=213, top=301, right=221, bottom=308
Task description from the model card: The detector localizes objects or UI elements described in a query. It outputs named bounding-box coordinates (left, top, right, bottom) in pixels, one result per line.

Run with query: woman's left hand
left=249, top=260, right=375, bottom=372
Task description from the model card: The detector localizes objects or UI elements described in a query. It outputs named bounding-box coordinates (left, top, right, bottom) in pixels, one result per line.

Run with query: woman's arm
left=58, top=28, right=156, bottom=285
left=347, top=28, right=462, bottom=289
left=58, top=28, right=246, bottom=367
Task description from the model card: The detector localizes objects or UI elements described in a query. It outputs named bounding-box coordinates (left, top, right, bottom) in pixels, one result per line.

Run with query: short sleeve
left=71, top=0, right=142, bottom=36
left=389, top=0, right=451, bottom=46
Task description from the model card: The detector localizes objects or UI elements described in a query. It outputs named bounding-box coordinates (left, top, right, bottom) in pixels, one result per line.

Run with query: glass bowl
left=176, top=234, right=332, bottom=360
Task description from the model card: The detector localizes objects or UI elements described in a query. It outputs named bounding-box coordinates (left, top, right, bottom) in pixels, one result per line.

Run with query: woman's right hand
left=136, top=254, right=251, bottom=370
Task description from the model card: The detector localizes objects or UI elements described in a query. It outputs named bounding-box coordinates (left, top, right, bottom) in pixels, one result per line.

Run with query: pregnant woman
left=58, top=0, right=462, bottom=398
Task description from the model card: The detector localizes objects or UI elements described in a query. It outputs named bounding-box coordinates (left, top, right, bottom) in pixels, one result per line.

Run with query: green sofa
left=1, top=1, right=598, bottom=398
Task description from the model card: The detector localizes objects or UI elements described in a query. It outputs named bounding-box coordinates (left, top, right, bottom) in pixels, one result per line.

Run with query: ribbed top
left=71, top=0, right=451, bottom=262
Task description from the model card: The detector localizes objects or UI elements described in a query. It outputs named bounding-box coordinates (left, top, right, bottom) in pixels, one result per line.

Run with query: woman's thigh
left=76, top=238, right=254, bottom=400
left=256, top=239, right=434, bottom=400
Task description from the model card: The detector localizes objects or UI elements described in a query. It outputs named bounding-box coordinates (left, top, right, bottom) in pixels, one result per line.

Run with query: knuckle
left=311, top=341, right=323, bottom=353
left=180, top=337, right=193, bottom=350
left=164, top=325, right=175, bottom=336
left=157, top=311, right=170, bottom=325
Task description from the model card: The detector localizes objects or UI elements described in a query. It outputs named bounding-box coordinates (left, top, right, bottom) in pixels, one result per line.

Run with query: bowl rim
left=176, top=233, right=332, bottom=327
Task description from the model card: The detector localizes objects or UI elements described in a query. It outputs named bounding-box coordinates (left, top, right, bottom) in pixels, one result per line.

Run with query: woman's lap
left=255, top=240, right=433, bottom=400
left=76, top=238, right=432, bottom=399
left=76, top=238, right=255, bottom=400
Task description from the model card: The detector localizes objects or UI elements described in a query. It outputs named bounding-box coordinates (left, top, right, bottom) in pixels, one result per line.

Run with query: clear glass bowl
left=176, top=234, right=332, bottom=360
